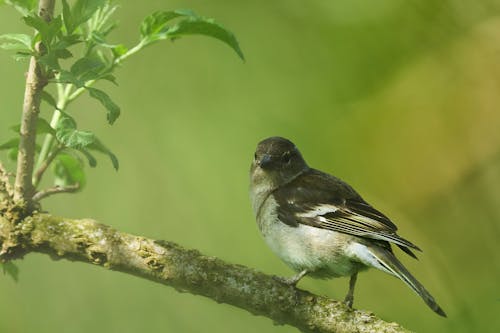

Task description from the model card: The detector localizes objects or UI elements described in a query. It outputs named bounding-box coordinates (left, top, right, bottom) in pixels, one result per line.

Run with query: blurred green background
left=1, top=0, right=500, bottom=332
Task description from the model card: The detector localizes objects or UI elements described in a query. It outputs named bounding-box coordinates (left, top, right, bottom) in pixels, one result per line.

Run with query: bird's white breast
left=254, top=195, right=359, bottom=277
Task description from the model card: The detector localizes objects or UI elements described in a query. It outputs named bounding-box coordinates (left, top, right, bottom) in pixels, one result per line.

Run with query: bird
left=249, top=136, right=446, bottom=317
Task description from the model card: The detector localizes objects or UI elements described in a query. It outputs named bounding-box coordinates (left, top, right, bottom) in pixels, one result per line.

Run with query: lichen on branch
left=0, top=211, right=412, bottom=333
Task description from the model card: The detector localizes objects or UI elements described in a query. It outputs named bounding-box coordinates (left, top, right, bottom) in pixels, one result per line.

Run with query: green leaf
left=101, top=74, right=117, bottom=85
left=0, top=138, right=19, bottom=150
left=111, top=44, right=128, bottom=57
left=64, top=0, right=106, bottom=34
left=139, top=10, right=244, bottom=60
left=0, top=33, right=32, bottom=51
left=87, top=139, right=118, bottom=170
left=0, top=138, right=19, bottom=161
left=23, top=15, right=48, bottom=35
left=38, top=52, right=60, bottom=70
left=7, top=147, right=18, bottom=161
left=53, top=153, right=85, bottom=188
left=140, top=10, right=189, bottom=40
left=57, top=70, right=84, bottom=87
left=168, top=17, right=244, bottom=60
left=0, top=42, right=28, bottom=50
left=54, top=34, right=82, bottom=50
left=87, top=88, right=120, bottom=124
left=90, top=31, right=117, bottom=48
left=78, top=148, right=97, bottom=168
left=13, top=51, right=32, bottom=62
left=70, top=56, right=105, bottom=78
left=61, top=0, right=72, bottom=33
left=55, top=48, right=73, bottom=59
left=55, top=116, right=96, bottom=149
left=41, top=91, right=58, bottom=109
left=23, top=15, right=62, bottom=49
left=5, top=0, right=36, bottom=16
left=10, top=117, right=55, bottom=135
left=1, top=262, right=19, bottom=282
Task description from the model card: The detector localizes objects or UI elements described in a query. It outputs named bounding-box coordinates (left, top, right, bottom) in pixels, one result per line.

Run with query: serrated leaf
left=0, top=42, right=28, bottom=50
left=1, top=261, right=19, bottom=282
left=90, top=31, right=117, bottom=48
left=38, top=52, right=61, bottom=70
left=55, top=48, right=73, bottom=59
left=65, top=0, right=106, bottom=34
left=57, top=70, right=83, bottom=87
left=87, top=88, right=120, bottom=124
left=101, top=74, right=117, bottom=85
left=70, top=56, right=105, bottom=78
left=5, top=0, right=36, bottom=16
left=53, top=153, right=85, bottom=188
left=23, top=15, right=49, bottom=35
left=139, top=10, right=244, bottom=60
left=140, top=10, right=189, bottom=40
left=54, top=34, right=82, bottom=50
left=23, top=15, right=63, bottom=49
left=10, top=117, right=55, bottom=135
left=0, top=33, right=32, bottom=50
left=78, top=148, right=97, bottom=167
left=41, top=91, right=58, bottom=109
left=55, top=116, right=96, bottom=149
left=168, top=18, right=244, bottom=60
left=87, top=139, right=118, bottom=170
left=0, top=138, right=19, bottom=150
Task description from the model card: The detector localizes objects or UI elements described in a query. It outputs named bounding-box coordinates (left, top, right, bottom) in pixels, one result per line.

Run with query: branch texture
left=13, top=0, right=55, bottom=204
left=0, top=212, right=411, bottom=333
left=0, top=162, right=13, bottom=201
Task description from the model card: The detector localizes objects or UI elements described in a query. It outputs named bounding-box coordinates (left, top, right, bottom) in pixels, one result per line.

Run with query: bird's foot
left=273, top=275, right=300, bottom=286
left=273, top=270, right=308, bottom=287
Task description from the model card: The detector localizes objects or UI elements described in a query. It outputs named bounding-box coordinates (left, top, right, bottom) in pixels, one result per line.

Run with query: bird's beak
left=258, top=154, right=272, bottom=169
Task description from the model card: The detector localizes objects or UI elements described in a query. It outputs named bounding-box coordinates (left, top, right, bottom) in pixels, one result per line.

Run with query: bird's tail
left=368, top=245, right=447, bottom=317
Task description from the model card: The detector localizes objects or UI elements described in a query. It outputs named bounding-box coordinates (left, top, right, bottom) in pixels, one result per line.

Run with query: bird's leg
left=344, top=272, right=358, bottom=308
left=276, top=269, right=308, bottom=286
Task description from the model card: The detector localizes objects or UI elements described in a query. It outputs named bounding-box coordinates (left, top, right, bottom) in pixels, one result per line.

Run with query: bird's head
left=250, top=136, right=308, bottom=188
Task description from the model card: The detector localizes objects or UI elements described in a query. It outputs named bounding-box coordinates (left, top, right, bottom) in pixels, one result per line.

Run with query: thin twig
left=13, top=0, right=56, bottom=206
left=32, top=145, right=64, bottom=187
left=32, top=183, right=80, bottom=202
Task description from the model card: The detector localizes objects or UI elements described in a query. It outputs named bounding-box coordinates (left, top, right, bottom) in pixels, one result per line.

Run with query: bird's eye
left=282, top=152, right=291, bottom=163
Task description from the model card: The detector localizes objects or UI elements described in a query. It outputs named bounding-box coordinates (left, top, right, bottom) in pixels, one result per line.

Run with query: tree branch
left=0, top=212, right=412, bottom=333
left=13, top=0, right=55, bottom=205
left=32, top=183, right=80, bottom=201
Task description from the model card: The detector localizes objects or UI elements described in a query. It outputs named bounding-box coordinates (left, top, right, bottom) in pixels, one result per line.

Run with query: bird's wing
left=274, top=169, right=421, bottom=253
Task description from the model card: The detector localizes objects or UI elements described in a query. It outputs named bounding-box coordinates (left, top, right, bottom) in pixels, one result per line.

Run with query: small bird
left=249, top=136, right=446, bottom=317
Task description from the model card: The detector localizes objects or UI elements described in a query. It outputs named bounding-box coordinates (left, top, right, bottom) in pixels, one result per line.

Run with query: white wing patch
left=296, top=204, right=339, bottom=218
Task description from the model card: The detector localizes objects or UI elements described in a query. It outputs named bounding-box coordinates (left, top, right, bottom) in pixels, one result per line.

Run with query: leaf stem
left=33, top=144, right=64, bottom=187
left=67, top=40, right=146, bottom=102
left=34, top=82, right=71, bottom=184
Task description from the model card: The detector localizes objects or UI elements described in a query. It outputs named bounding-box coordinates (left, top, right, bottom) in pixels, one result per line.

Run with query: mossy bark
left=0, top=210, right=412, bottom=333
